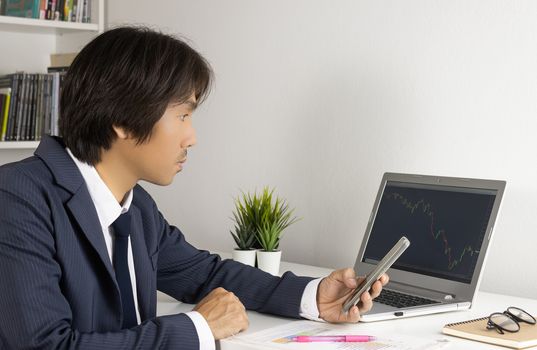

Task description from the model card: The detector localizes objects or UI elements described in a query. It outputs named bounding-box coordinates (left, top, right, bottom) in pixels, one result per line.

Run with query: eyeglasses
left=486, top=306, right=536, bottom=334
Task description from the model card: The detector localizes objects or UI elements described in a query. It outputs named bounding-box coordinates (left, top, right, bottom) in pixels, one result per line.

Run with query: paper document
left=229, top=321, right=450, bottom=350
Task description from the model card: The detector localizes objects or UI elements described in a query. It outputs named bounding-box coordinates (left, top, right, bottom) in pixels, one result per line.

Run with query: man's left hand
left=317, top=268, right=389, bottom=323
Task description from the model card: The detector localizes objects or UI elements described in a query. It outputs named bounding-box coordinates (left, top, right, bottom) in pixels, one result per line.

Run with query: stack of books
left=0, top=72, right=63, bottom=141
left=0, top=0, right=91, bottom=23
left=0, top=52, right=76, bottom=142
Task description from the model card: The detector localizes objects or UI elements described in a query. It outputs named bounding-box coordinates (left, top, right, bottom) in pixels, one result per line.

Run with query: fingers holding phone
left=355, top=274, right=389, bottom=313
left=342, top=237, right=409, bottom=313
left=370, top=274, right=389, bottom=298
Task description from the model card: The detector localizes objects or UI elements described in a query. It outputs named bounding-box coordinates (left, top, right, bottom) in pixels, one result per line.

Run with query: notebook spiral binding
left=445, top=316, right=488, bottom=327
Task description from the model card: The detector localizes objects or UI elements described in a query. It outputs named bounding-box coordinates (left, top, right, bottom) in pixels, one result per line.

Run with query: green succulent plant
left=230, top=192, right=258, bottom=250
left=230, top=187, right=299, bottom=252
left=255, top=187, right=299, bottom=251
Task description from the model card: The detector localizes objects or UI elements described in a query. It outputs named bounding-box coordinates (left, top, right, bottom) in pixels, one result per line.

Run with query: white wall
left=23, top=0, right=532, bottom=299
left=0, top=31, right=54, bottom=74
left=0, top=29, right=97, bottom=75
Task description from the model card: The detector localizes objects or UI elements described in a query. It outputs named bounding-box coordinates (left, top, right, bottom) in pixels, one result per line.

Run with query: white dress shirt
left=67, top=149, right=322, bottom=350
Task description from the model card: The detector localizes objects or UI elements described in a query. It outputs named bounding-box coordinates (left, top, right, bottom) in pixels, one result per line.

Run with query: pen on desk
left=292, top=335, right=376, bottom=343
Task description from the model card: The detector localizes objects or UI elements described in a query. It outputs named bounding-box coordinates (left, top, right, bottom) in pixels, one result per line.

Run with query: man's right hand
left=193, top=287, right=249, bottom=340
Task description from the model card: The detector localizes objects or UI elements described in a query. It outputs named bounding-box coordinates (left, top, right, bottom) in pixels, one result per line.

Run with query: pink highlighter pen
left=293, top=335, right=376, bottom=343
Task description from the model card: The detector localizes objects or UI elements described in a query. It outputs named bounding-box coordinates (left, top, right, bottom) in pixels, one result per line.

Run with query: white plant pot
left=232, top=249, right=256, bottom=267
left=256, top=250, right=282, bottom=276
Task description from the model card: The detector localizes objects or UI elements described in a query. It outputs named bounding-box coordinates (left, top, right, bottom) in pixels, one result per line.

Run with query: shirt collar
left=66, top=148, right=133, bottom=227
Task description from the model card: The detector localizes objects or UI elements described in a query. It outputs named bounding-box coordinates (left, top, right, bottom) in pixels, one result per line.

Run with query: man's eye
left=179, top=114, right=188, bottom=121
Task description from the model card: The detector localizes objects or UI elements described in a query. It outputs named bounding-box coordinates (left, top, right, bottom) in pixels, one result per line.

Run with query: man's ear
left=112, top=125, right=129, bottom=140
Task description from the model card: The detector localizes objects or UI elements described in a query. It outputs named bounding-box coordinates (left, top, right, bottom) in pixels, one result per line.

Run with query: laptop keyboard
left=375, top=289, right=440, bottom=308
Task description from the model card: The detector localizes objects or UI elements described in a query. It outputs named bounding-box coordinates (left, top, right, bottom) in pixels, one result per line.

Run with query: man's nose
left=184, top=127, right=197, bottom=148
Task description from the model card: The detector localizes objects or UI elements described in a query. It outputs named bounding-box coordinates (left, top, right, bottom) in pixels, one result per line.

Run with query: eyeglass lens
left=490, top=313, right=520, bottom=332
left=507, top=307, right=537, bottom=324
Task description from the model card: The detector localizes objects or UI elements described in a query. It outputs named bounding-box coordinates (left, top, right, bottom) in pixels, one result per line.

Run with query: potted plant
left=254, top=187, right=299, bottom=276
left=230, top=192, right=258, bottom=266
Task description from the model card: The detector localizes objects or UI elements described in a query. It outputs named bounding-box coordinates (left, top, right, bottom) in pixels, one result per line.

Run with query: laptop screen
left=362, top=181, right=497, bottom=284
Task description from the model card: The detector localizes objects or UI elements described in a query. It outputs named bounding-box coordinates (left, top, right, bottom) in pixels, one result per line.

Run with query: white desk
left=157, top=258, right=537, bottom=350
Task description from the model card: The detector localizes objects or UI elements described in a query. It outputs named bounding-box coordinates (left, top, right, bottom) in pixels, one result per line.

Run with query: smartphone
left=342, top=236, right=410, bottom=313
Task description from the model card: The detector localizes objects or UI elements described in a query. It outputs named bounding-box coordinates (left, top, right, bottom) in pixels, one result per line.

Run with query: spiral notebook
left=442, top=316, right=537, bottom=349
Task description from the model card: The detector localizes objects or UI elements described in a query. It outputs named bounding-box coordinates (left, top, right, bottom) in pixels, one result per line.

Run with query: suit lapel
left=129, top=205, right=156, bottom=320
left=34, top=136, right=118, bottom=286
left=66, top=187, right=118, bottom=284
left=35, top=136, right=155, bottom=319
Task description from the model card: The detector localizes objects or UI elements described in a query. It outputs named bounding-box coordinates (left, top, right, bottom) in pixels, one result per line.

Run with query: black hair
left=59, top=26, right=213, bottom=164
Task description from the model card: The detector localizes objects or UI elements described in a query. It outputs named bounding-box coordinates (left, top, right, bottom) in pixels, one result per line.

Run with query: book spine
left=67, top=0, right=73, bottom=22
left=23, top=73, right=32, bottom=140
left=25, top=73, right=34, bottom=140
left=20, top=73, right=28, bottom=140
left=52, top=0, right=60, bottom=20
left=58, top=0, right=64, bottom=20
left=0, top=96, right=4, bottom=124
left=36, top=74, right=43, bottom=140
left=18, top=73, right=30, bottom=141
left=0, top=95, right=5, bottom=141
left=43, top=74, right=51, bottom=137
left=1, top=91, right=11, bottom=141
left=76, top=0, right=81, bottom=23
left=0, top=0, right=6, bottom=16
left=9, top=75, right=18, bottom=141
left=50, top=0, right=56, bottom=20
left=81, top=0, right=87, bottom=23
left=26, top=73, right=34, bottom=140
left=5, top=0, right=34, bottom=18
left=5, top=74, right=19, bottom=141
left=51, top=72, right=59, bottom=136
left=35, top=74, right=43, bottom=140
left=13, top=73, right=28, bottom=141
left=20, top=74, right=30, bottom=140
left=29, top=74, right=37, bottom=140
left=0, top=77, right=11, bottom=88
left=46, top=0, right=52, bottom=19
left=47, top=66, right=70, bottom=73
left=63, top=0, right=68, bottom=21
left=24, top=74, right=32, bottom=140
left=38, top=0, right=46, bottom=19
left=71, top=0, right=76, bottom=22
left=34, top=0, right=40, bottom=18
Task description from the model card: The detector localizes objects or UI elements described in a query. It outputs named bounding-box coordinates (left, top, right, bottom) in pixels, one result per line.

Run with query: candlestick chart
left=363, top=183, right=496, bottom=283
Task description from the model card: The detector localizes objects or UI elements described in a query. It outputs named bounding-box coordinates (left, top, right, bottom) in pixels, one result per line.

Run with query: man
left=0, top=27, right=387, bottom=349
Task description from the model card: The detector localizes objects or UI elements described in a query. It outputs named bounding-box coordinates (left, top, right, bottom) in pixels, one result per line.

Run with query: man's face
left=115, top=96, right=197, bottom=186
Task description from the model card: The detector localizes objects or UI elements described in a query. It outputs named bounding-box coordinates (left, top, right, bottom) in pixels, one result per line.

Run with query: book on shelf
left=0, top=71, right=63, bottom=142
left=50, top=52, right=77, bottom=68
left=0, top=87, right=11, bottom=141
left=47, top=52, right=77, bottom=73
left=5, top=0, right=39, bottom=18
left=2, top=0, right=91, bottom=23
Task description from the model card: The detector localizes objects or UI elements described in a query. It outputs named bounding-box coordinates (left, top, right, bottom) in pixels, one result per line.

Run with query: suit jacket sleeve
left=0, top=169, right=201, bottom=350
left=153, top=203, right=314, bottom=319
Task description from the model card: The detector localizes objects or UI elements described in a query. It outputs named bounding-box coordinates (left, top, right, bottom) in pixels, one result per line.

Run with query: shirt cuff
left=185, top=311, right=216, bottom=350
left=298, top=277, right=325, bottom=322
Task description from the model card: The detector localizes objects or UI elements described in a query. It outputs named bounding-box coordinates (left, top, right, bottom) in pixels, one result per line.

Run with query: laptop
left=356, top=172, right=506, bottom=322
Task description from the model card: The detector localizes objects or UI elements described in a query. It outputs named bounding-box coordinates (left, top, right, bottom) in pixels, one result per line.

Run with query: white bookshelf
left=0, top=141, right=40, bottom=149
left=0, top=0, right=105, bottom=150
left=0, top=15, right=100, bottom=33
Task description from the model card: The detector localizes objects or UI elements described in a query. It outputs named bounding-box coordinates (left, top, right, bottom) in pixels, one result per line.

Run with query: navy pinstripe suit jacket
left=0, top=136, right=313, bottom=349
